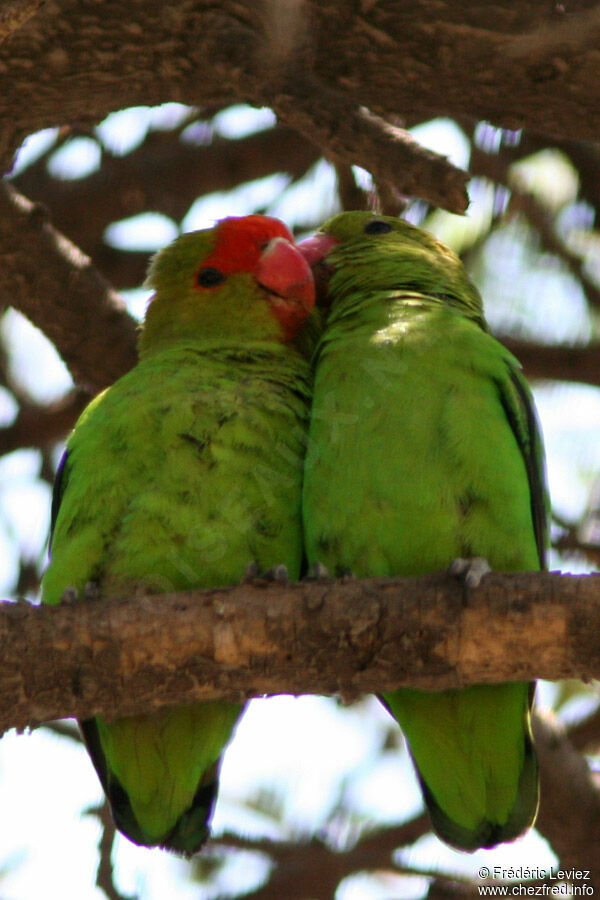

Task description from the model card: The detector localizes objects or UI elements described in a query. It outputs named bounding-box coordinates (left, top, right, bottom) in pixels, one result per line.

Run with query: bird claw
left=241, top=562, right=260, bottom=583
left=84, top=581, right=100, bottom=601
left=449, top=556, right=492, bottom=589
left=263, top=564, right=289, bottom=583
left=305, top=561, right=331, bottom=580
left=60, top=586, right=79, bottom=604
left=241, top=562, right=289, bottom=583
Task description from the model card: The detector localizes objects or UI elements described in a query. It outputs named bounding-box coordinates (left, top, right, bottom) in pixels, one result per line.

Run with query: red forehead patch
left=202, top=215, right=295, bottom=275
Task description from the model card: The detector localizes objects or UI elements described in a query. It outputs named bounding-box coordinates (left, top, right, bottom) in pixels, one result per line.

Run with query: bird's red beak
left=297, top=233, right=339, bottom=267
left=256, top=237, right=316, bottom=339
left=297, top=233, right=340, bottom=307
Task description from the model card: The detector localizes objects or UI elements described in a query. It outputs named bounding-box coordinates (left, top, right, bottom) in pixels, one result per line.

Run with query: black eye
left=196, top=267, right=226, bottom=288
left=364, top=220, right=392, bottom=235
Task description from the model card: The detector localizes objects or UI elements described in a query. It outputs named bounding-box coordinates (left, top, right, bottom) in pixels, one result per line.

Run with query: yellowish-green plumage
left=302, top=211, right=547, bottom=851
left=42, top=215, right=316, bottom=852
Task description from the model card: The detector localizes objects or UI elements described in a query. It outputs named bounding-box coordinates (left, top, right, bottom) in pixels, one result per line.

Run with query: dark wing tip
left=79, top=718, right=217, bottom=854
left=48, top=449, right=70, bottom=555
left=499, top=367, right=549, bottom=569
left=418, top=732, right=538, bottom=851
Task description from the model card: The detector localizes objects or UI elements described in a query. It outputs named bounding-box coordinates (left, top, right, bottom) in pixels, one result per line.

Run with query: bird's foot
left=241, top=562, right=260, bottom=583
left=60, top=586, right=79, bottom=603
left=263, top=564, right=289, bottom=583
left=84, top=581, right=100, bottom=601
left=241, top=562, right=289, bottom=583
left=305, top=561, right=331, bottom=580
left=448, top=556, right=492, bottom=590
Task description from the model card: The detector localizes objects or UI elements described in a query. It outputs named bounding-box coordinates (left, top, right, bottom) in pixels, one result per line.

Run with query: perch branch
left=2, top=570, right=600, bottom=735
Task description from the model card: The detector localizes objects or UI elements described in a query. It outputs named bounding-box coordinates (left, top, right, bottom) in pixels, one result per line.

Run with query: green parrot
left=300, top=211, right=548, bottom=852
left=41, top=214, right=316, bottom=853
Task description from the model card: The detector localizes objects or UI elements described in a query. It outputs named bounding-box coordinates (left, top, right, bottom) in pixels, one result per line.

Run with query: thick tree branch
left=3, top=1, right=598, bottom=209
left=0, top=182, right=137, bottom=391
left=0, top=0, right=45, bottom=46
left=264, top=85, right=469, bottom=214
left=2, top=571, right=600, bottom=735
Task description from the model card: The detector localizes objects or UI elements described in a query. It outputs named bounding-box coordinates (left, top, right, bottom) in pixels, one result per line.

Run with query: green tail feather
left=381, top=683, right=539, bottom=852
left=417, top=727, right=538, bottom=851
left=80, top=704, right=240, bottom=855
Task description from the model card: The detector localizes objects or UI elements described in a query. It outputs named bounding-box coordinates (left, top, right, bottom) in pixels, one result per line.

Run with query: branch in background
left=92, top=247, right=150, bottom=297
left=13, top=124, right=320, bottom=287
left=373, top=179, right=408, bottom=217
left=214, top=814, right=430, bottom=900
left=269, top=85, right=470, bottom=214
left=502, top=338, right=600, bottom=387
left=0, top=388, right=87, bottom=454
left=334, top=163, right=371, bottom=213
left=504, top=5, right=600, bottom=63
left=45, top=723, right=134, bottom=899
left=15, top=560, right=42, bottom=597
left=534, top=711, right=600, bottom=882
left=0, top=0, right=45, bottom=46
left=86, top=801, right=137, bottom=900
left=556, top=139, right=600, bottom=222
left=568, top=706, right=600, bottom=753
left=210, top=710, right=600, bottom=897
left=196, top=8, right=469, bottom=212
left=466, top=125, right=600, bottom=226
left=469, top=144, right=600, bottom=310
left=552, top=529, right=600, bottom=569
left=0, top=182, right=137, bottom=392
left=2, top=571, right=600, bottom=734
left=2, top=1, right=600, bottom=173
left=508, top=190, right=600, bottom=309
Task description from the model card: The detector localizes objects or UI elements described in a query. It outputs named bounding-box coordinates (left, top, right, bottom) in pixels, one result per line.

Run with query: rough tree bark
left=1, top=0, right=600, bottom=211
left=1, top=1, right=599, bottom=397
left=2, top=571, right=600, bottom=735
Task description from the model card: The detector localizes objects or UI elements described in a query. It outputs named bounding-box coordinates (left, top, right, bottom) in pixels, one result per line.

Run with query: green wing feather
left=303, top=211, right=549, bottom=851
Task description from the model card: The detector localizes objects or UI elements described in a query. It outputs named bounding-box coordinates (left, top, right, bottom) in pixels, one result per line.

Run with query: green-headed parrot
left=299, top=211, right=548, bottom=852
left=41, top=214, right=316, bottom=854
